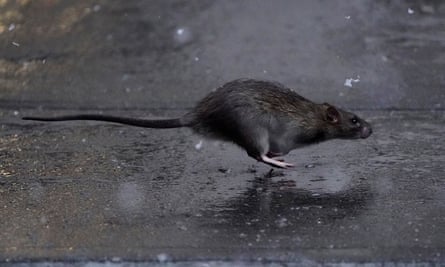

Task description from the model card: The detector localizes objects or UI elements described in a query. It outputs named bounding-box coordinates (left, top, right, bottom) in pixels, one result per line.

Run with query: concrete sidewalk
left=1, top=0, right=444, bottom=265
left=1, top=109, right=445, bottom=265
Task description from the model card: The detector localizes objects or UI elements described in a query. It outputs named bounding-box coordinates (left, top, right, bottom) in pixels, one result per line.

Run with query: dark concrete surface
left=1, top=0, right=445, bottom=266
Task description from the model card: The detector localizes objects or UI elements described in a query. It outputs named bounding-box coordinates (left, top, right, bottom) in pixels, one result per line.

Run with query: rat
left=23, top=79, right=372, bottom=168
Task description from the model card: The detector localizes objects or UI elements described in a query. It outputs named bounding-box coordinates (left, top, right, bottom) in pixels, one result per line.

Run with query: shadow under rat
left=201, top=169, right=373, bottom=232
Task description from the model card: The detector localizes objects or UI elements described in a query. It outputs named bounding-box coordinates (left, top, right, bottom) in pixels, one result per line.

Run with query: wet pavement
left=1, top=0, right=445, bottom=266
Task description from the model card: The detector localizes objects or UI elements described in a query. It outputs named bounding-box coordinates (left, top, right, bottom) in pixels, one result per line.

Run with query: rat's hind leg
left=237, top=129, right=293, bottom=169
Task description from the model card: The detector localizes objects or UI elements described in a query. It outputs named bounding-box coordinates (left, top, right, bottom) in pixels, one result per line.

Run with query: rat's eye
left=351, top=117, right=360, bottom=126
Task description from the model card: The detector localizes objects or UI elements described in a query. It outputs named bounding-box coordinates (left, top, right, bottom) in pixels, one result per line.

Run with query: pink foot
left=260, top=155, right=294, bottom=169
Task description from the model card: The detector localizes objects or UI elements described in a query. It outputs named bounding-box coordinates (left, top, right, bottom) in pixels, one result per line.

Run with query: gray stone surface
left=0, top=0, right=444, bottom=265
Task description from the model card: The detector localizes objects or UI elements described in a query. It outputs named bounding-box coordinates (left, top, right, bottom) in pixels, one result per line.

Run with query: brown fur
left=23, top=78, right=372, bottom=168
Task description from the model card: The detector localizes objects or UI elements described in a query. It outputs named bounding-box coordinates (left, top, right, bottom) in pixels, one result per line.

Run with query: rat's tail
left=22, top=114, right=196, bottom=129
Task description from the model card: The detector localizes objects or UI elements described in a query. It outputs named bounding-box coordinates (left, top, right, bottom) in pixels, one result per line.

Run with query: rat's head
left=321, top=103, right=372, bottom=140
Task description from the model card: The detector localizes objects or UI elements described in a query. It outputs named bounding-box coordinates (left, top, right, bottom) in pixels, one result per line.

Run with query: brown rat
left=23, top=79, right=372, bottom=168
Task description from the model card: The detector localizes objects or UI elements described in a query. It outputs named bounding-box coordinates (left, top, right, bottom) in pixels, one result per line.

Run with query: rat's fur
left=23, top=79, right=372, bottom=168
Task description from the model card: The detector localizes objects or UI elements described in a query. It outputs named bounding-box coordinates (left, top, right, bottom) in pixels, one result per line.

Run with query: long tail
left=22, top=114, right=194, bottom=128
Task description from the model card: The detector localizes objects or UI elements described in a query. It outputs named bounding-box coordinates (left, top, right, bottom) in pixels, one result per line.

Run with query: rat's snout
left=360, top=125, right=372, bottom=139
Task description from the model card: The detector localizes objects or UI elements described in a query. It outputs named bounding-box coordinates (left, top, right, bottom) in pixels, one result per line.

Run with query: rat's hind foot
left=260, top=155, right=294, bottom=169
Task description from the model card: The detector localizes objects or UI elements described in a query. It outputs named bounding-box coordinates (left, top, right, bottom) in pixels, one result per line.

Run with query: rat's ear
left=323, top=103, right=340, bottom=123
